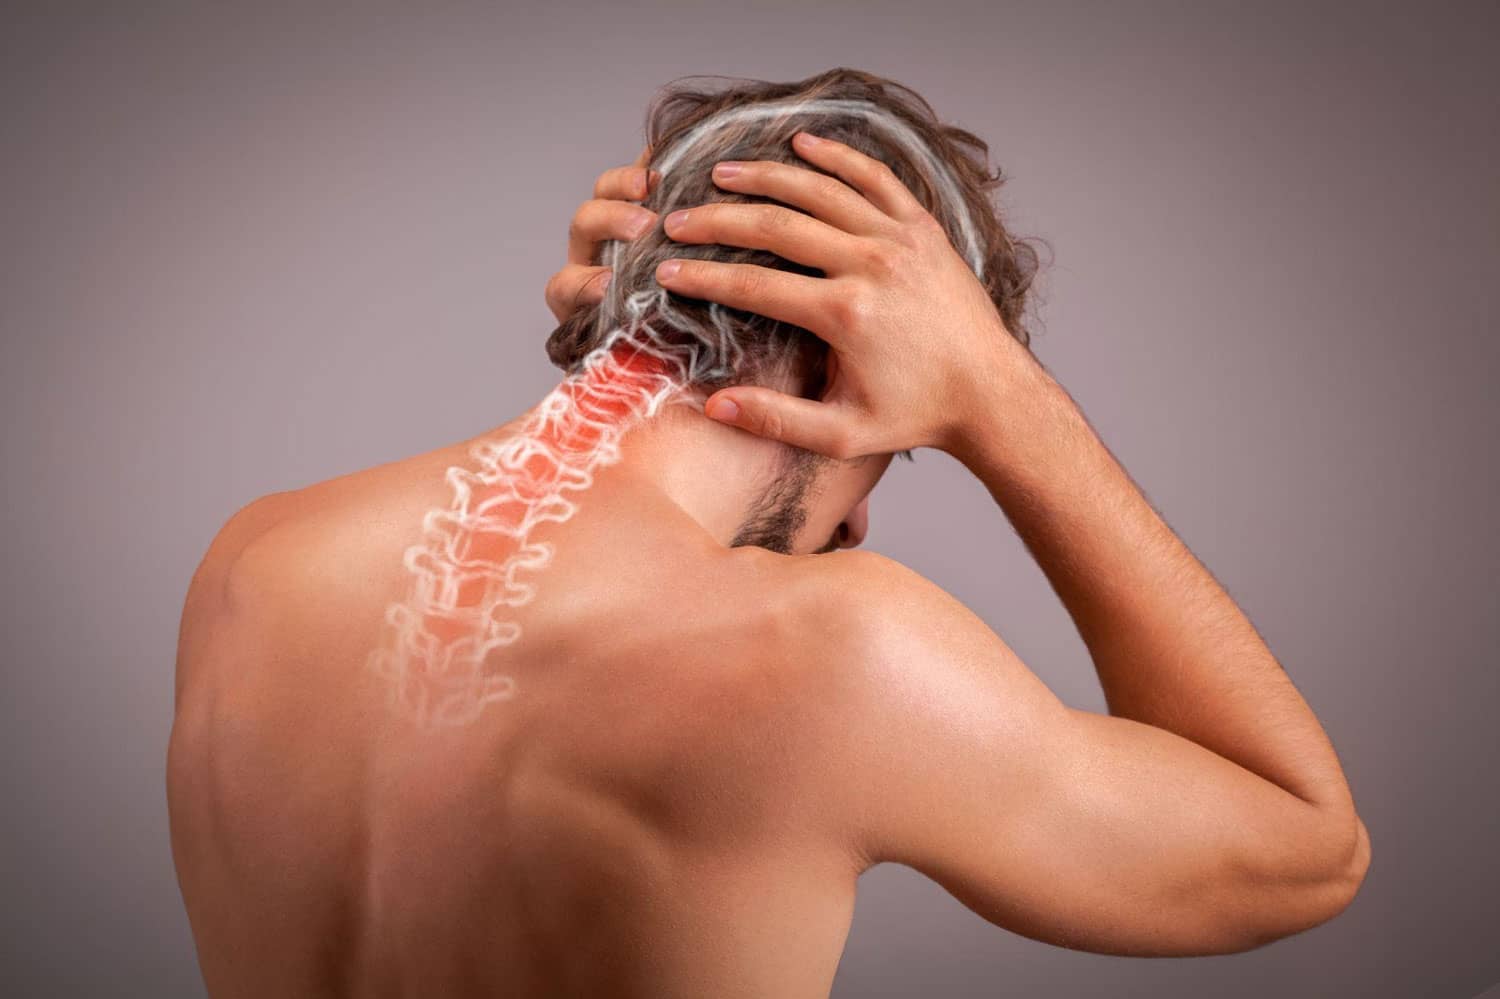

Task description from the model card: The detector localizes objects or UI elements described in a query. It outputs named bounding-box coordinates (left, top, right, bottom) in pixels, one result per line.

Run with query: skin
left=170, top=133, right=1370, bottom=998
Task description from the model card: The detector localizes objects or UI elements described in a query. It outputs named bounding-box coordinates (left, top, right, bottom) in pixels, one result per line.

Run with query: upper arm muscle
left=825, top=552, right=1361, bottom=956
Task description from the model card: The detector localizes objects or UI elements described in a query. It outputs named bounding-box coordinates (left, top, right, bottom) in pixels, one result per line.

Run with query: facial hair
left=729, top=447, right=830, bottom=555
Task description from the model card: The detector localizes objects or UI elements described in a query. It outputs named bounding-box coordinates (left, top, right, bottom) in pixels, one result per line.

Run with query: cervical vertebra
left=369, top=333, right=691, bottom=727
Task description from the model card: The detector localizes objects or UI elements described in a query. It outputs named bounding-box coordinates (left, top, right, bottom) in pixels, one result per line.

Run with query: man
left=169, top=71, right=1369, bottom=997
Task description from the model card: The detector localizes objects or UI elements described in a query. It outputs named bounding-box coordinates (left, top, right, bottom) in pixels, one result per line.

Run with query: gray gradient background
left=2, top=2, right=1496, bottom=996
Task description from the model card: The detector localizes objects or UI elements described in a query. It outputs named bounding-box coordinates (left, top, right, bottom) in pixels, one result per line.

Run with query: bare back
left=168, top=425, right=863, bottom=998
left=171, top=407, right=1372, bottom=995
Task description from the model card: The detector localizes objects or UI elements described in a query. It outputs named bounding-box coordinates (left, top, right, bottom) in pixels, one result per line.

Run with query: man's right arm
left=810, top=341, right=1369, bottom=954
left=917, top=345, right=1369, bottom=950
left=952, top=345, right=1368, bottom=823
left=638, top=130, right=1370, bottom=950
left=814, top=540, right=1369, bottom=956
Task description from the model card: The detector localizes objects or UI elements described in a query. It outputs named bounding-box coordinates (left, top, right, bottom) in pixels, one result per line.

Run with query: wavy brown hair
left=546, top=67, right=1043, bottom=398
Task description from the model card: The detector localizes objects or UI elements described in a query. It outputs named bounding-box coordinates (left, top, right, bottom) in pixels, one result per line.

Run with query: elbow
left=1294, top=809, right=1372, bottom=935
left=1227, top=811, right=1372, bottom=954
left=1330, top=813, right=1372, bottom=913
left=1288, top=810, right=1374, bottom=941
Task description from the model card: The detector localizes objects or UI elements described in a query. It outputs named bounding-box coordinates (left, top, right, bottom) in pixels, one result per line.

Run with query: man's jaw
left=812, top=530, right=842, bottom=555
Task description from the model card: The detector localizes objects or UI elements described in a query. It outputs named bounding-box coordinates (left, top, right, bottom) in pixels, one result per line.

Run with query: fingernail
left=714, top=161, right=742, bottom=179
left=707, top=397, right=739, bottom=422
left=795, top=131, right=822, bottom=147
left=657, top=259, right=682, bottom=281
left=628, top=210, right=654, bottom=238
left=665, top=209, right=690, bottom=231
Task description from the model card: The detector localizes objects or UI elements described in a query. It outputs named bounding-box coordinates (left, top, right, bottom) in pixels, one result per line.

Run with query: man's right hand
left=655, top=130, right=1041, bottom=461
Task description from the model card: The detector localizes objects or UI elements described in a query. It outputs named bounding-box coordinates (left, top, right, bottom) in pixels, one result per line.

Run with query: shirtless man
left=168, top=77, right=1370, bottom=997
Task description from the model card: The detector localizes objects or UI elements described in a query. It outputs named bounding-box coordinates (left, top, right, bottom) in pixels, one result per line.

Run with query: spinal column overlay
left=369, top=335, right=691, bottom=726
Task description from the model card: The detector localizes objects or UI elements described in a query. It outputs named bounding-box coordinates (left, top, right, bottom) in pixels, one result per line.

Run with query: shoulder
left=775, top=548, right=1007, bottom=670
left=182, top=491, right=300, bottom=621
left=188, top=434, right=478, bottom=608
left=174, top=490, right=302, bottom=703
left=184, top=482, right=357, bottom=604
left=745, top=548, right=1054, bottom=857
left=177, top=454, right=417, bottom=637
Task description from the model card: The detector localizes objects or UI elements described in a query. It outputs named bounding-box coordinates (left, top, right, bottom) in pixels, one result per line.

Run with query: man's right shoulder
left=781, top=548, right=986, bottom=657
left=753, top=547, right=1013, bottom=718
left=742, top=548, right=1046, bottom=871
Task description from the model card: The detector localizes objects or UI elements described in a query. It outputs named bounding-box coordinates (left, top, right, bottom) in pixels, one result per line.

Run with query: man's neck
left=498, top=341, right=792, bottom=551
left=608, top=401, right=791, bottom=548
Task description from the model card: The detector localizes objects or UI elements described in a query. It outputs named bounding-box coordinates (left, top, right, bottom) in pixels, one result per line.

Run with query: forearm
left=950, top=348, right=1357, bottom=816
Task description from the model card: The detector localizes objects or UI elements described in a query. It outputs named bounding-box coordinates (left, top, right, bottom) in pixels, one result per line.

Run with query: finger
left=703, top=386, right=869, bottom=459
left=594, top=164, right=654, bottom=202
left=630, top=145, right=664, bottom=196
left=709, top=159, right=889, bottom=235
left=655, top=258, right=845, bottom=343
left=662, top=202, right=867, bottom=274
left=790, top=131, right=927, bottom=223
left=568, top=198, right=658, bottom=265
left=544, top=265, right=611, bottom=322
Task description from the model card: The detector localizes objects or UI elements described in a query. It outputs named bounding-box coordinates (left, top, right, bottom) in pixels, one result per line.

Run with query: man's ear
left=794, top=336, right=833, bottom=401
left=837, top=494, right=870, bottom=549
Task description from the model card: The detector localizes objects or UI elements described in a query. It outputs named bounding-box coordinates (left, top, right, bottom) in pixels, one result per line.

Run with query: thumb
left=703, top=387, right=863, bottom=458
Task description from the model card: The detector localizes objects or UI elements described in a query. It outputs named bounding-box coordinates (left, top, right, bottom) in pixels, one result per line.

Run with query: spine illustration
left=369, top=98, right=988, bottom=727
left=369, top=335, right=691, bottom=726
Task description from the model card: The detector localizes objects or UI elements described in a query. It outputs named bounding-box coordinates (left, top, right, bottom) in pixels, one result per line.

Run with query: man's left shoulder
left=180, top=483, right=370, bottom=650
left=183, top=491, right=300, bottom=619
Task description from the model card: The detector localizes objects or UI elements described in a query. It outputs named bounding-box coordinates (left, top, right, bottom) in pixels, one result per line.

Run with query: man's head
left=547, top=67, right=1040, bottom=554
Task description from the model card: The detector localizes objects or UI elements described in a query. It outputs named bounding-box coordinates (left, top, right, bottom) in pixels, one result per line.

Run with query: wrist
left=939, top=335, right=1060, bottom=468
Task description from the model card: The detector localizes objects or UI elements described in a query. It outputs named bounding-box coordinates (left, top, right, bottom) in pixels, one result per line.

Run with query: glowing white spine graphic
left=369, top=315, right=698, bottom=727
left=371, top=97, right=988, bottom=726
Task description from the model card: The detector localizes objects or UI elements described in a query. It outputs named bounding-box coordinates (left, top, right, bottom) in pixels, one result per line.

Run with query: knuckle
left=883, top=226, right=926, bottom=262
left=814, top=175, right=846, bottom=201
left=916, top=215, right=953, bottom=253
left=913, top=209, right=947, bottom=242
left=829, top=288, right=870, bottom=330
left=869, top=159, right=900, bottom=188
left=668, top=259, right=710, bottom=292
left=755, top=207, right=790, bottom=238
left=738, top=162, right=775, bottom=188
left=836, top=435, right=864, bottom=461
left=824, top=429, right=855, bottom=460
left=757, top=405, right=785, bottom=442
left=863, top=243, right=900, bottom=279
left=615, top=201, right=651, bottom=235
left=916, top=205, right=945, bottom=231
left=567, top=203, right=593, bottom=241
left=696, top=204, right=727, bottom=236
left=582, top=269, right=610, bottom=298
left=732, top=266, right=765, bottom=299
